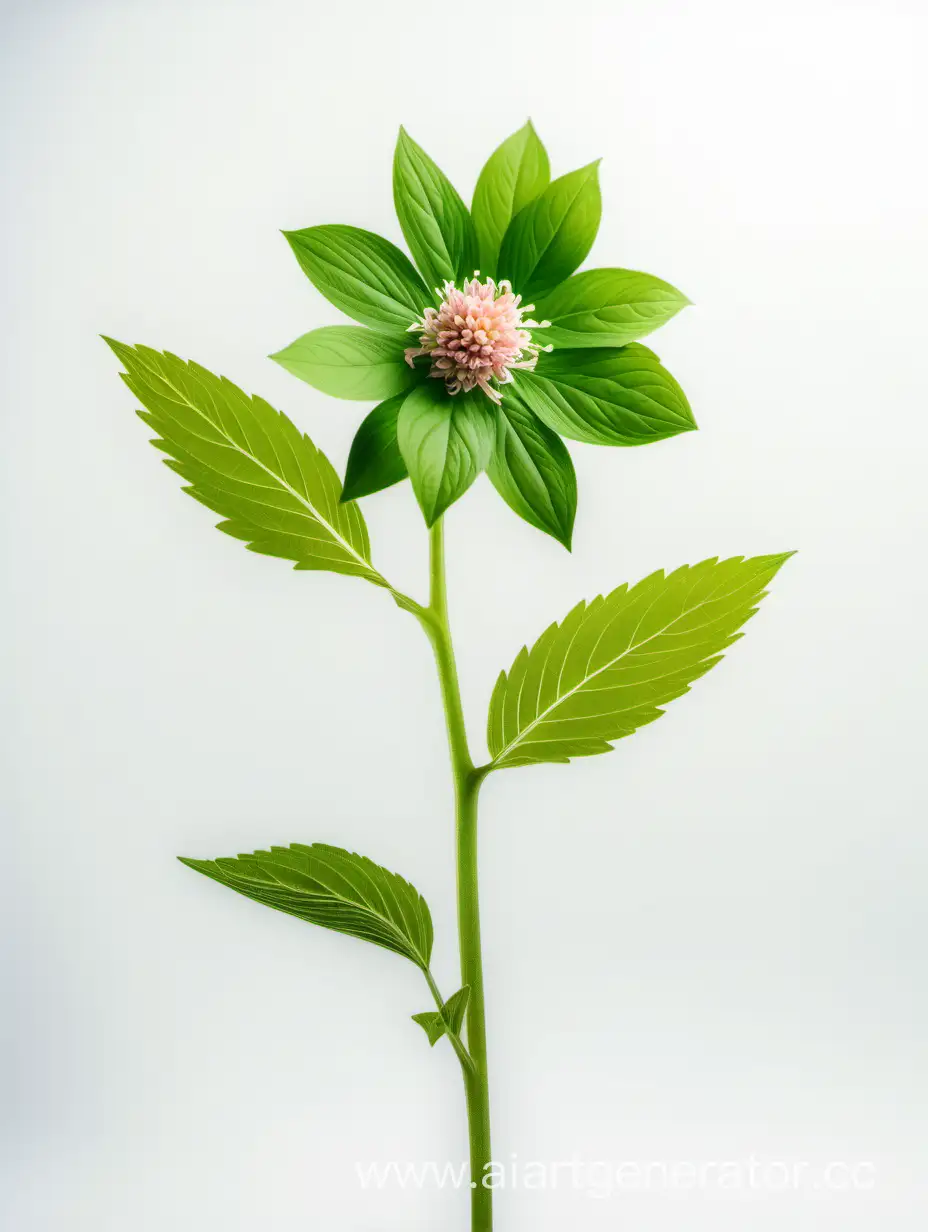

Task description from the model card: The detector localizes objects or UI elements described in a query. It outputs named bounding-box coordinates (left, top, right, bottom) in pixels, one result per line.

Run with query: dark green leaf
left=516, top=345, right=696, bottom=446
left=342, top=392, right=410, bottom=501
left=393, top=128, right=478, bottom=291
left=180, top=843, right=434, bottom=969
left=269, top=325, right=414, bottom=400
left=471, top=121, right=550, bottom=277
left=106, top=340, right=386, bottom=586
left=497, top=161, right=601, bottom=298
left=533, top=268, right=690, bottom=349
left=284, top=225, right=430, bottom=332
left=396, top=381, right=495, bottom=525
left=489, top=387, right=576, bottom=549
left=487, top=554, right=794, bottom=769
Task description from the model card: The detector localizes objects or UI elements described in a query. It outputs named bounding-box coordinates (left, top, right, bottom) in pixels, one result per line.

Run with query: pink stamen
left=405, top=274, right=550, bottom=404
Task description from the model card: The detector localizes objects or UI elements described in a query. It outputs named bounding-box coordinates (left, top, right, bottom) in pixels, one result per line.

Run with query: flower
left=404, top=275, right=550, bottom=404
left=273, top=122, right=695, bottom=546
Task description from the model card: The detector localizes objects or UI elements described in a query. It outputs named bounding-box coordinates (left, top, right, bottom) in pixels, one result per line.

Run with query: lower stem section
left=456, top=771, right=492, bottom=1230
left=425, top=518, right=492, bottom=1232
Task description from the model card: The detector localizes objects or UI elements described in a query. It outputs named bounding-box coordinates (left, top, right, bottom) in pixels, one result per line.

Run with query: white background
left=3, top=1, right=927, bottom=1228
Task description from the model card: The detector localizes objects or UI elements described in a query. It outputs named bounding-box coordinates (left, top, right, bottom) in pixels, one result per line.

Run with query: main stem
left=422, top=518, right=492, bottom=1232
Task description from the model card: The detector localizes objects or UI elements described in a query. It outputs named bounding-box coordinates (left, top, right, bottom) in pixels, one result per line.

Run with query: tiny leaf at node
left=180, top=843, right=434, bottom=969
left=284, top=225, right=430, bottom=333
left=412, top=985, right=471, bottom=1047
left=106, top=340, right=386, bottom=586
left=270, top=326, right=415, bottom=401
left=489, top=387, right=576, bottom=549
left=487, top=554, right=794, bottom=770
left=440, top=985, right=471, bottom=1036
left=472, top=121, right=551, bottom=277
left=341, top=392, right=410, bottom=502
left=397, top=381, right=496, bottom=526
left=532, top=268, right=690, bottom=349
left=412, top=1011, right=447, bottom=1046
left=516, top=344, right=696, bottom=446
left=393, top=128, right=479, bottom=291
left=497, top=161, right=601, bottom=298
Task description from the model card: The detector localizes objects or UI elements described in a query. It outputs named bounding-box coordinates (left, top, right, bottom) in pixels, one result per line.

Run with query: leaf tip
left=102, top=335, right=132, bottom=362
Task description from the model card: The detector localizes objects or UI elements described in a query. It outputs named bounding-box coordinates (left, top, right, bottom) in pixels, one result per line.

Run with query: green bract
left=272, top=122, right=693, bottom=547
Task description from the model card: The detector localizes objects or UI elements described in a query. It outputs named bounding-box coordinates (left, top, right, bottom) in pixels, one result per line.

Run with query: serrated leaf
left=516, top=345, right=696, bottom=446
left=284, top=225, right=430, bottom=333
left=412, top=985, right=470, bottom=1047
left=393, top=128, right=478, bottom=291
left=487, top=554, right=794, bottom=770
left=180, top=843, right=434, bottom=969
left=106, top=340, right=386, bottom=586
left=532, top=268, right=690, bottom=349
left=396, top=381, right=495, bottom=525
left=489, top=387, right=576, bottom=549
left=472, top=121, right=550, bottom=277
left=270, top=325, right=415, bottom=400
left=497, top=161, right=601, bottom=299
left=342, top=392, right=410, bottom=502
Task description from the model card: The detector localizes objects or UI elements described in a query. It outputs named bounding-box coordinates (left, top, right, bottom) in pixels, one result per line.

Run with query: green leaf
left=497, top=161, right=601, bottom=298
left=412, top=986, right=471, bottom=1047
left=106, top=340, right=386, bottom=586
left=440, top=984, right=471, bottom=1035
left=393, top=128, right=478, bottom=291
left=471, top=121, right=550, bottom=277
left=515, top=345, right=696, bottom=446
left=269, top=326, right=415, bottom=401
left=284, top=225, right=430, bottom=332
left=342, top=392, right=410, bottom=502
left=412, top=1010, right=446, bottom=1046
left=532, top=268, right=690, bottom=349
left=180, top=843, right=434, bottom=969
left=396, top=381, right=496, bottom=526
left=489, top=387, right=576, bottom=549
left=487, top=554, right=794, bottom=770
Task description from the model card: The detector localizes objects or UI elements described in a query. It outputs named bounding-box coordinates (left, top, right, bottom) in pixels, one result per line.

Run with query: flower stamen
left=405, top=273, right=550, bottom=404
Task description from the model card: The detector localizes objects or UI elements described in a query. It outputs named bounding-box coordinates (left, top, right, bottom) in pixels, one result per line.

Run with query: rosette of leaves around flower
left=270, top=122, right=694, bottom=548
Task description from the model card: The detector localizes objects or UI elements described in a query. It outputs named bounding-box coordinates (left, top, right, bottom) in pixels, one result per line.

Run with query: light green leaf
left=270, top=326, right=414, bottom=400
left=487, top=554, right=793, bottom=770
left=472, top=121, right=550, bottom=277
left=412, top=985, right=471, bottom=1047
left=497, top=161, right=601, bottom=298
left=106, top=340, right=386, bottom=586
left=533, top=268, right=690, bottom=349
left=180, top=843, right=434, bottom=969
left=284, top=225, right=430, bottom=332
left=397, top=381, right=496, bottom=526
left=516, top=345, right=696, bottom=446
left=342, top=392, right=410, bottom=502
left=489, top=387, right=576, bottom=549
left=393, top=128, right=478, bottom=291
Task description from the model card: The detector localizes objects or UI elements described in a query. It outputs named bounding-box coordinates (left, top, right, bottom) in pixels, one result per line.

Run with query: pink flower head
left=405, top=275, right=550, bottom=404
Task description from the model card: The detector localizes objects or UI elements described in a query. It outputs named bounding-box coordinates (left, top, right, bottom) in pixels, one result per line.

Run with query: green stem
left=420, top=517, right=492, bottom=1232
left=423, top=966, right=475, bottom=1076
